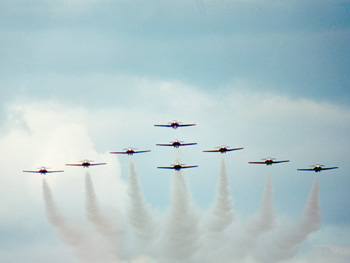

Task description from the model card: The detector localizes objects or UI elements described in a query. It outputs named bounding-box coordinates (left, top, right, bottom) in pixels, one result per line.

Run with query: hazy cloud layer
left=0, top=1, right=349, bottom=261
left=0, top=82, right=349, bottom=262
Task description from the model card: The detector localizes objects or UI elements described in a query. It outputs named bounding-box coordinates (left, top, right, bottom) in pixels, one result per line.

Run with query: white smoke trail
left=127, top=160, right=158, bottom=252
left=42, top=177, right=105, bottom=263
left=199, top=156, right=235, bottom=263
left=253, top=177, right=321, bottom=262
left=85, top=171, right=122, bottom=262
left=231, top=172, right=275, bottom=260
left=160, top=150, right=200, bottom=263
left=206, top=156, right=234, bottom=234
left=161, top=171, right=200, bottom=263
left=195, top=0, right=207, bottom=18
left=43, top=155, right=321, bottom=263
left=252, top=172, right=275, bottom=232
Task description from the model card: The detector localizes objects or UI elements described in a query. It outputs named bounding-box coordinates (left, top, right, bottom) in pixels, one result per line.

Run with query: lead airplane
left=203, top=145, right=243, bottom=154
left=297, top=164, right=338, bottom=172
left=154, top=120, right=196, bottom=129
left=157, top=163, right=198, bottom=171
left=156, top=140, right=197, bottom=148
left=249, top=157, right=290, bottom=165
left=23, top=166, right=64, bottom=175
left=110, top=147, right=151, bottom=156
left=65, top=160, right=106, bottom=168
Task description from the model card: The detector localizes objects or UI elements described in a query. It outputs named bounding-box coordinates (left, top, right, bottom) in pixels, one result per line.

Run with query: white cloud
left=0, top=80, right=349, bottom=262
left=0, top=102, right=126, bottom=224
left=292, top=244, right=350, bottom=263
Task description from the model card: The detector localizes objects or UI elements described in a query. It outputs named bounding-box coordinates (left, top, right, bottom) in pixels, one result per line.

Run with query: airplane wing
left=157, top=143, right=197, bottom=146
left=203, top=150, right=220, bottom=152
left=133, top=150, right=151, bottom=154
left=181, top=165, right=198, bottom=169
left=157, top=166, right=175, bottom=169
left=273, top=160, right=290, bottom=163
left=110, top=152, right=129, bottom=154
left=227, top=147, right=244, bottom=151
left=248, top=162, right=267, bottom=164
left=154, top=124, right=171, bottom=127
left=297, top=168, right=314, bottom=171
left=46, top=170, right=64, bottom=173
left=66, top=164, right=83, bottom=166
left=23, top=170, right=41, bottom=173
left=178, top=124, right=196, bottom=127
left=322, top=167, right=338, bottom=170
left=89, top=163, right=107, bottom=166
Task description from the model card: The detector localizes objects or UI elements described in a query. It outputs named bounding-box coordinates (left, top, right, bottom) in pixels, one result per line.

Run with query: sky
left=0, top=0, right=350, bottom=262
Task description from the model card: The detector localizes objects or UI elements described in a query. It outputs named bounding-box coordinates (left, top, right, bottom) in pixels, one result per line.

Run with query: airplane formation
left=22, top=120, right=339, bottom=174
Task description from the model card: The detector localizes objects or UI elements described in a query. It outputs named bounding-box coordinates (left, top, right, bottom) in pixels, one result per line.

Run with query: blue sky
left=0, top=1, right=350, bottom=262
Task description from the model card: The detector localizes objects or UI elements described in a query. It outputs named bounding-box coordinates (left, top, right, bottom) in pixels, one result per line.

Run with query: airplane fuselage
left=126, top=150, right=135, bottom=155
left=170, top=123, right=179, bottom=129
left=172, top=141, right=181, bottom=148
left=82, top=162, right=91, bottom=168
left=219, top=148, right=228, bottom=153
left=173, top=164, right=182, bottom=170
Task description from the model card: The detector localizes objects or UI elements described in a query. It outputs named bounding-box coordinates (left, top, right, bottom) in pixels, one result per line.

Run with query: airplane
left=65, top=160, right=107, bottom=168
left=154, top=120, right=196, bottom=129
left=156, top=139, right=197, bottom=148
left=157, top=163, right=198, bottom=171
left=297, top=164, right=338, bottom=172
left=203, top=145, right=244, bottom=154
left=23, top=166, right=64, bottom=175
left=110, top=147, right=151, bottom=156
left=249, top=158, right=290, bottom=165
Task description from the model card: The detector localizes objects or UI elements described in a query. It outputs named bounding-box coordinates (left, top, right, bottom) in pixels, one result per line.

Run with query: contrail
left=195, top=0, right=207, bottom=19
left=206, top=156, right=234, bottom=233
left=85, top=171, right=122, bottom=261
left=42, top=153, right=322, bottom=263
left=253, top=177, right=321, bottom=262
left=160, top=150, right=200, bottom=263
left=246, top=172, right=275, bottom=235
left=201, top=155, right=235, bottom=262
left=231, top=172, right=275, bottom=260
left=42, top=177, right=104, bottom=263
left=254, top=171, right=275, bottom=232
left=127, top=160, right=158, bottom=252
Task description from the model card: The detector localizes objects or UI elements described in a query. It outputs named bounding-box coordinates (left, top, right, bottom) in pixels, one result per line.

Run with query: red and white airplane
left=249, top=157, right=290, bottom=165
left=156, top=140, right=197, bottom=148
left=23, top=166, right=64, bottom=175
left=154, top=120, right=196, bottom=129
left=203, top=145, right=243, bottom=154
left=66, top=160, right=106, bottom=168
left=297, top=164, right=338, bottom=173
left=157, top=163, right=198, bottom=171
left=110, top=147, right=151, bottom=156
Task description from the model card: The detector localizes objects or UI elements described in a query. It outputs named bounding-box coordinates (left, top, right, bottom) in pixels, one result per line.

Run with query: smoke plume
left=252, top=177, right=320, bottom=262
left=85, top=171, right=122, bottom=261
left=42, top=161, right=321, bottom=263
left=160, top=150, right=200, bottom=263
left=42, top=177, right=106, bottom=263
left=127, top=160, right=158, bottom=252
left=230, top=172, right=275, bottom=260
left=206, top=156, right=234, bottom=234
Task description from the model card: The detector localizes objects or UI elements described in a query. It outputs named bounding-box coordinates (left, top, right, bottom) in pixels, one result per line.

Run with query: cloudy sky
left=0, top=0, right=349, bottom=262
